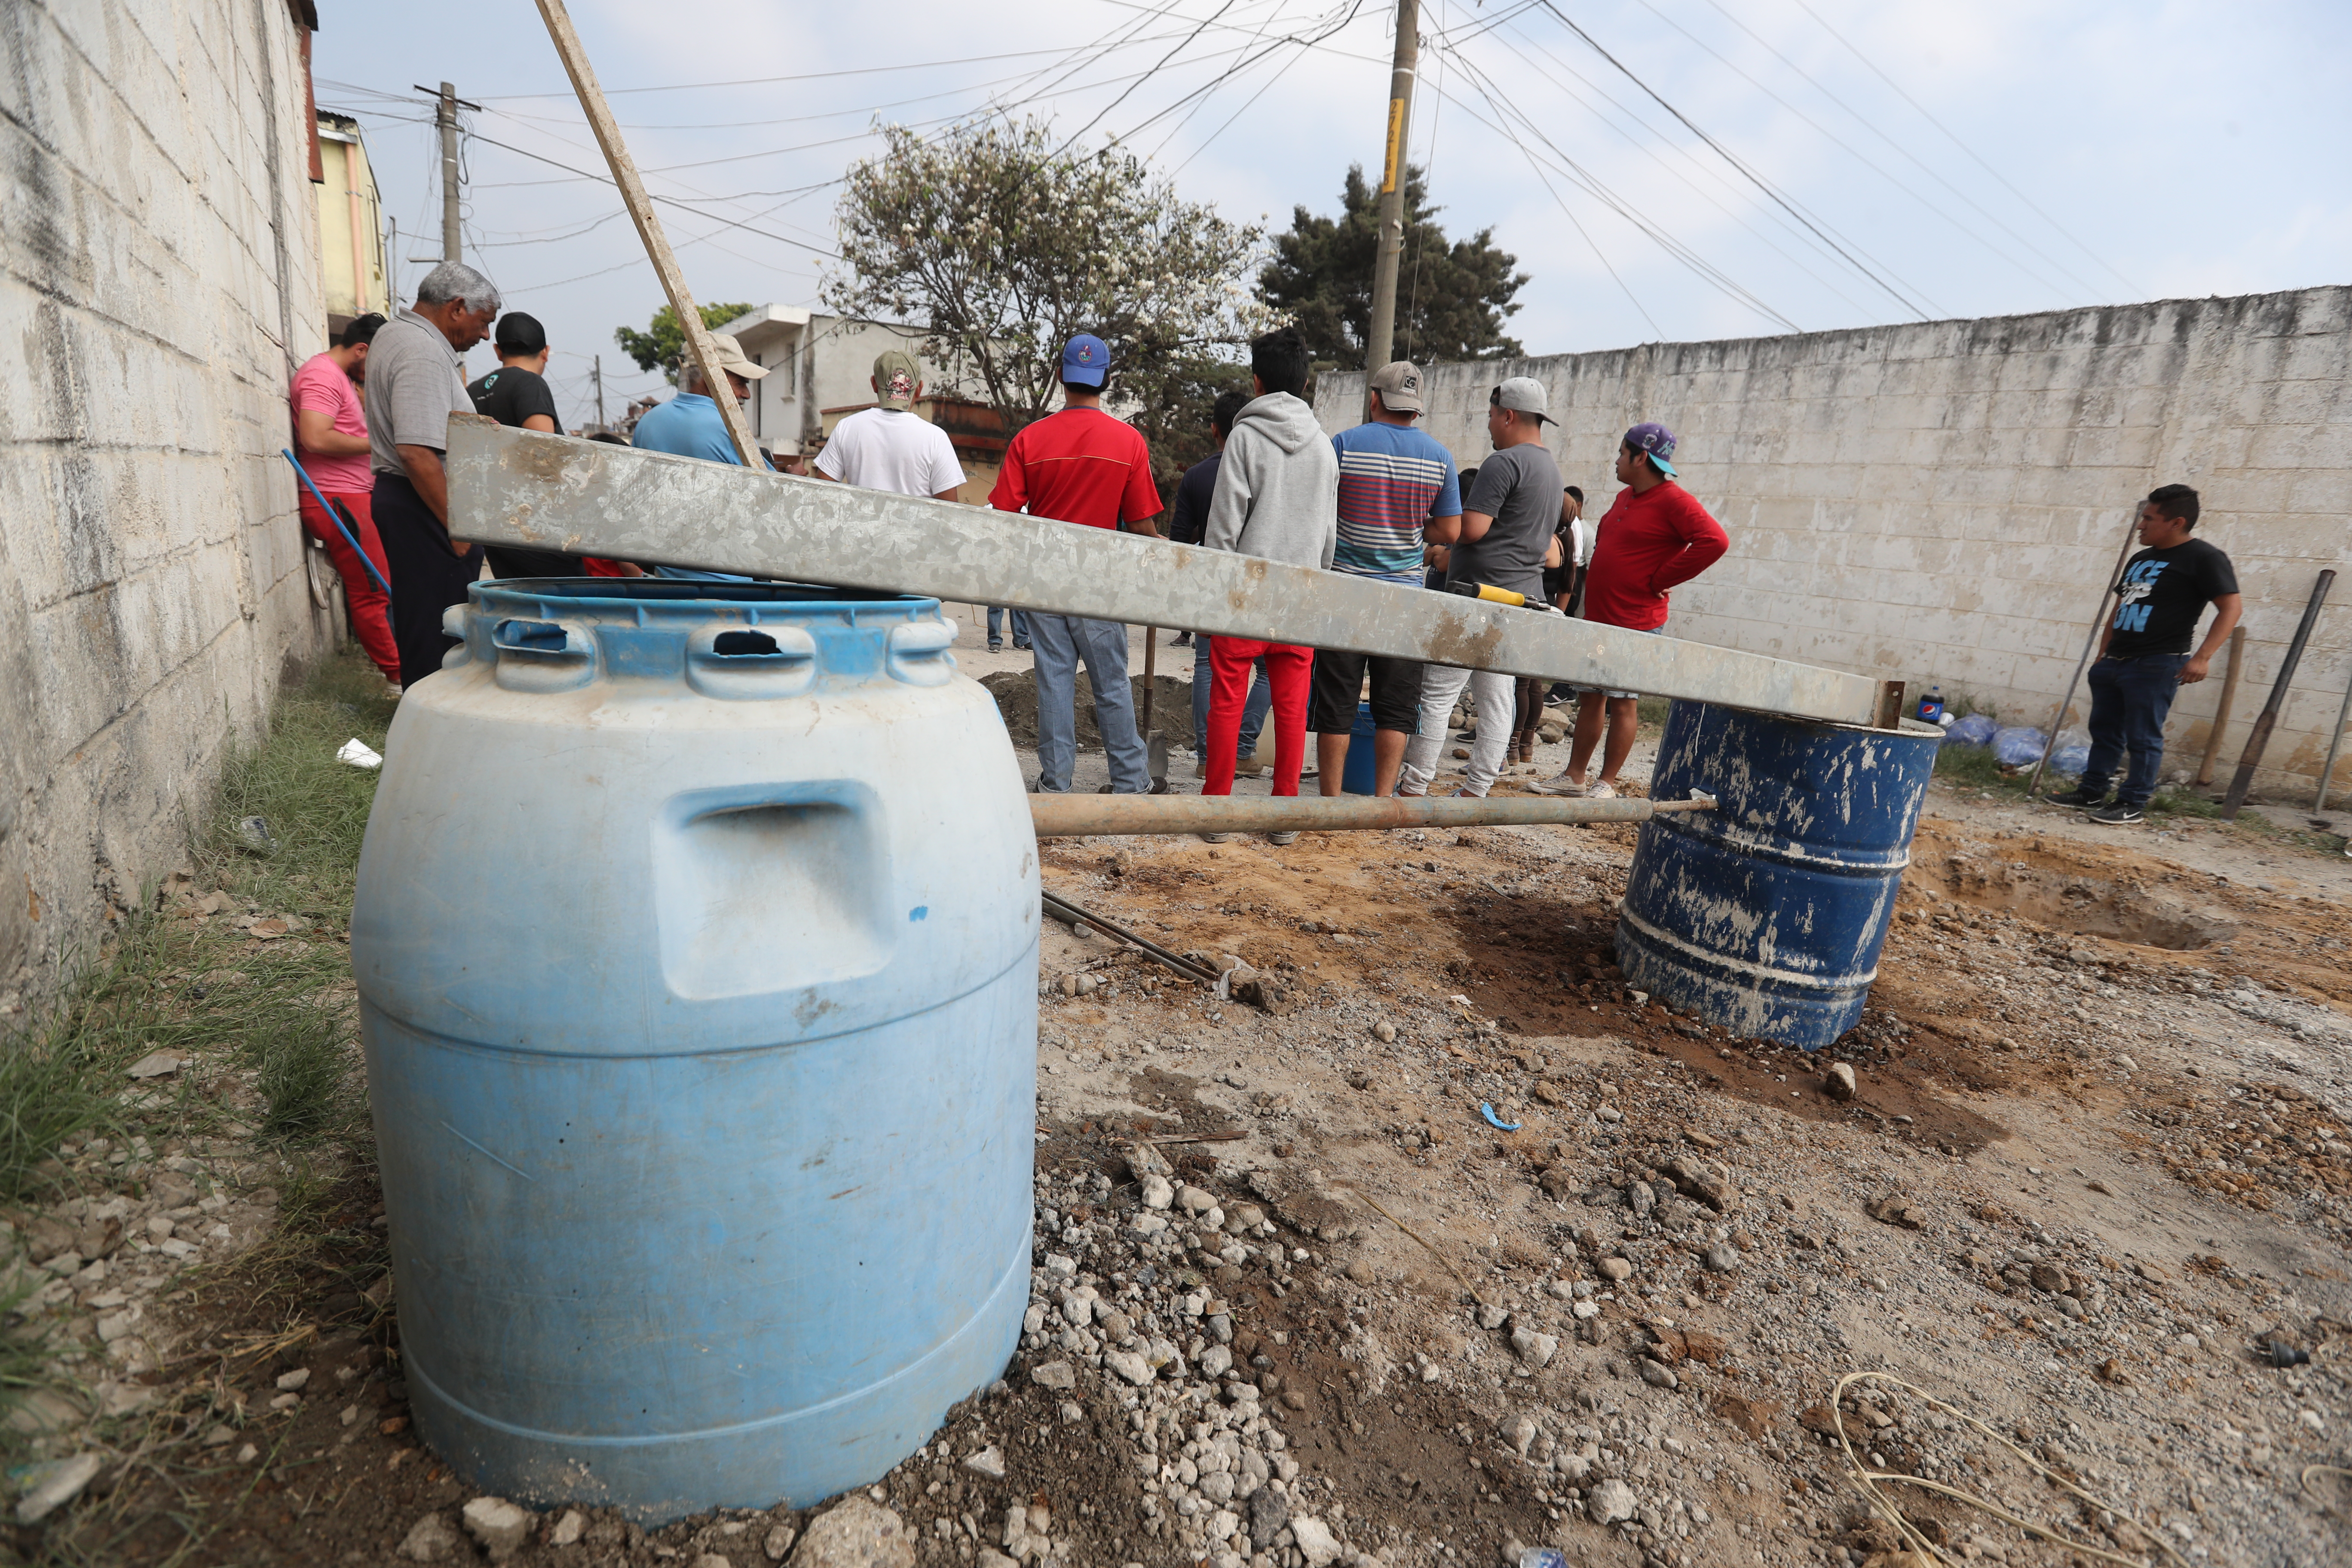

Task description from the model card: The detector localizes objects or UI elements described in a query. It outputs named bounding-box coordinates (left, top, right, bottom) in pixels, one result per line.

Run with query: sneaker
left=1013, top=639, right=1032, bottom=651
left=1586, top=781, right=1619, bottom=800
left=1449, top=786, right=1487, bottom=799
left=1172, top=632, right=1193, bottom=646
left=1528, top=770, right=1588, bottom=796
left=1267, top=830, right=1300, bottom=846
left=1235, top=757, right=1267, bottom=778
left=2087, top=802, right=2144, bottom=826
left=381, top=680, right=404, bottom=701
left=1199, top=831, right=1237, bottom=843
left=988, top=640, right=1004, bottom=652
left=2045, top=785, right=2102, bottom=808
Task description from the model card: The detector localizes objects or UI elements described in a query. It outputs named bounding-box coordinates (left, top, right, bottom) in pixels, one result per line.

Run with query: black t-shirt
left=1167, top=453, right=1221, bottom=546
left=2108, top=538, right=2237, bottom=658
left=467, top=366, right=560, bottom=431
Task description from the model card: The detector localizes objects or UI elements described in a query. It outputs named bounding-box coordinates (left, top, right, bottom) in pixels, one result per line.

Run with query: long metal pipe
left=1029, top=791, right=1712, bottom=837
left=444, top=418, right=1885, bottom=725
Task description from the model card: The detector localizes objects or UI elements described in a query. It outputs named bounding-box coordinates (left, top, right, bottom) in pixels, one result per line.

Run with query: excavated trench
left=1932, top=863, right=2235, bottom=951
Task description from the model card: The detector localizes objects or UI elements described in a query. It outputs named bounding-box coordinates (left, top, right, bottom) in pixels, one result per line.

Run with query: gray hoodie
left=1202, top=391, right=1338, bottom=570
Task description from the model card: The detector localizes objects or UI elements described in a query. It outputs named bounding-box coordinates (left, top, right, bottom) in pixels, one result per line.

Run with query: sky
left=315, top=0, right=2352, bottom=432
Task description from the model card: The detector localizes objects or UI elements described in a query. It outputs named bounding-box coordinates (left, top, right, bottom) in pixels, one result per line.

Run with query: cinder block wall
left=0, top=0, right=330, bottom=1023
left=1317, top=287, right=2352, bottom=802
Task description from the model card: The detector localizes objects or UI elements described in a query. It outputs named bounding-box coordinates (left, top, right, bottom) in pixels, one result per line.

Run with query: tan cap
left=873, top=349, right=921, bottom=408
left=1366, top=359, right=1425, bottom=413
left=1491, top=374, right=1552, bottom=424
left=701, top=331, right=769, bottom=383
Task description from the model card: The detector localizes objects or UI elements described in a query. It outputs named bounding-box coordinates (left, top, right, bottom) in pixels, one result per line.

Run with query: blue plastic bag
left=1990, top=726, right=2046, bottom=767
left=2048, top=727, right=2091, bottom=776
left=1946, top=712, right=1997, bottom=747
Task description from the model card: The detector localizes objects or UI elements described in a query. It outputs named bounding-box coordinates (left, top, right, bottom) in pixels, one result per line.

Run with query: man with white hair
left=364, top=260, right=499, bottom=687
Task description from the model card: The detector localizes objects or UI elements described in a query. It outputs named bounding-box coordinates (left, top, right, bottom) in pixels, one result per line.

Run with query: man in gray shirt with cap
left=1399, top=376, right=1563, bottom=798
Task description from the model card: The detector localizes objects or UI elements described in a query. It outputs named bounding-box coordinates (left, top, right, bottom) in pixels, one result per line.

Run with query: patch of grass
left=1930, top=743, right=2032, bottom=798
left=245, top=1008, right=354, bottom=1144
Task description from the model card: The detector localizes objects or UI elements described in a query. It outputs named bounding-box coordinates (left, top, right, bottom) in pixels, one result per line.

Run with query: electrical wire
left=1045, top=0, right=1247, bottom=162
left=1538, top=0, right=1937, bottom=320
left=467, top=42, right=1205, bottom=100
left=1479, top=16, right=1881, bottom=319
left=460, top=131, right=844, bottom=258
left=1630, top=0, right=2092, bottom=306
left=1782, top=0, right=2137, bottom=294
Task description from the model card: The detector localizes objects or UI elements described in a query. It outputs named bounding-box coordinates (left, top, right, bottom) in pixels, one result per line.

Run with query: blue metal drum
left=1614, top=701, right=1939, bottom=1048
left=350, top=579, right=1036, bottom=1521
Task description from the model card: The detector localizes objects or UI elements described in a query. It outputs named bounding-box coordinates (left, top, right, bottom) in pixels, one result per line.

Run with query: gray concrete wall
left=0, top=0, right=330, bottom=1023
left=1317, top=287, right=2352, bottom=802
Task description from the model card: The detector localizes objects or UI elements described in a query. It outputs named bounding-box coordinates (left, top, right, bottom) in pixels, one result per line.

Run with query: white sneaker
left=381, top=680, right=404, bottom=701
left=1267, top=830, right=1300, bottom=846
left=1199, top=831, right=1237, bottom=843
left=1587, top=780, right=1619, bottom=800
left=1529, top=770, right=1586, bottom=796
left=1450, top=786, right=1486, bottom=799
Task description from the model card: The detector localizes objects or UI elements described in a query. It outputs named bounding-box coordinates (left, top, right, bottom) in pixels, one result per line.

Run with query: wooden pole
left=532, top=0, right=761, bottom=469
left=2025, top=510, right=2141, bottom=798
left=2193, top=625, right=2246, bottom=788
left=1363, top=0, right=1420, bottom=370
left=2221, top=569, right=2336, bottom=820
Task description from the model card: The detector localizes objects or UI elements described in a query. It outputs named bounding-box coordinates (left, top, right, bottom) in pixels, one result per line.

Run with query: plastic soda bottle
left=1916, top=683, right=1944, bottom=723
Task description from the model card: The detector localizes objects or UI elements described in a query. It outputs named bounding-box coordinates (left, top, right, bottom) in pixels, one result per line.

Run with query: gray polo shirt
left=364, top=306, right=471, bottom=479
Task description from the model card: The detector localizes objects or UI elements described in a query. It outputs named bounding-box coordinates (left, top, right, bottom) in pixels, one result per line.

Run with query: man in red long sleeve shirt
left=1534, top=422, right=1728, bottom=799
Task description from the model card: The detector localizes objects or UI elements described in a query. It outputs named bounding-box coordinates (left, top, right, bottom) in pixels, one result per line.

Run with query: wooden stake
left=2193, top=625, right=2246, bottom=788
left=533, top=0, right=761, bottom=468
left=2222, top=569, right=2335, bottom=819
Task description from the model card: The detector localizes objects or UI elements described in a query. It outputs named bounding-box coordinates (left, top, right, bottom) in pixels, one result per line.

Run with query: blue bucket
left=1341, top=702, right=1379, bottom=794
left=1614, top=701, right=1939, bottom=1048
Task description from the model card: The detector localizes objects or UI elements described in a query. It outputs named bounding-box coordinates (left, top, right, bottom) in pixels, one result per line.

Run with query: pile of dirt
left=983, top=669, right=1197, bottom=750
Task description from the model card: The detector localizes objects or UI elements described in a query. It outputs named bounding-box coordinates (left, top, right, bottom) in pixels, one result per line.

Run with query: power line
left=1781, top=0, right=2137, bottom=294
left=466, top=42, right=1203, bottom=100
left=461, top=131, right=844, bottom=259
left=1634, top=0, right=2097, bottom=306
left=1537, top=1, right=1936, bottom=321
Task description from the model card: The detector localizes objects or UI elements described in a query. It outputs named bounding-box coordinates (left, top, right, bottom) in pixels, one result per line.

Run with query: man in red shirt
left=989, top=334, right=1164, bottom=794
left=1534, top=422, right=1728, bottom=799
left=289, top=314, right=402, bottom=694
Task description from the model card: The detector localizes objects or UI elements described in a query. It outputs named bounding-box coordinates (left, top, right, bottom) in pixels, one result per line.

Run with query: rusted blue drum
left=1614, top=701, right=1940, bottom=1048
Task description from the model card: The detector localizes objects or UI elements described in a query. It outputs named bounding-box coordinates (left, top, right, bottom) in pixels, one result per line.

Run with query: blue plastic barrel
left=351, top=580, right=1035, bottom=1521
left=1341, top=702, right=1379, bottom=794
left=1614, top=701, right=1938, bottom=1048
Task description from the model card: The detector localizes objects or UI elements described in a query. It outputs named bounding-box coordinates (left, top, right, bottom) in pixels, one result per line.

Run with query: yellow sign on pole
left=1381, top=96, right=1406, bottom=193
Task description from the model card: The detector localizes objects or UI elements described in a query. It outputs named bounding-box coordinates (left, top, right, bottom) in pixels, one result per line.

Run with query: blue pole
left=281, top=448, right=394, bottom=598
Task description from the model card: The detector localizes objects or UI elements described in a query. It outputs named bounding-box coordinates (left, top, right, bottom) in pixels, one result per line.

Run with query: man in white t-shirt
left=815, top=350, right=965, bottom=501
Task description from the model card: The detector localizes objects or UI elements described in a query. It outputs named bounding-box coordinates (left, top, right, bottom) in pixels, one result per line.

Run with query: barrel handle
left=490, top=617, right=597, bottom=694
left=685, top=625, right=818, bottom=701
left=885, top=619, right=957, bottom=687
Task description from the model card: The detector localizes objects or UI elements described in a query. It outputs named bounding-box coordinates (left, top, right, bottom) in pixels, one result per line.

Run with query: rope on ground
left=1332, top=1182, right=1488, bottom=1307
left=1827, top=1370, right=2190, bottom=1568
left=2301, top=1463, right=2352, bottom=1499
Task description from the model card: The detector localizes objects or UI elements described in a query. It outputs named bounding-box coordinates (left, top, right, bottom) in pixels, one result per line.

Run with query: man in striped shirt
left=1311, top=361, right=1463, bottom=796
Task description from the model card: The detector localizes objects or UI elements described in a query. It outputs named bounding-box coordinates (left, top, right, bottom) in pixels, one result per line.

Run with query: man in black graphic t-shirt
left=466, top=312, right=576, bottom=577
left=2051, top=484, right=2242, bottom=825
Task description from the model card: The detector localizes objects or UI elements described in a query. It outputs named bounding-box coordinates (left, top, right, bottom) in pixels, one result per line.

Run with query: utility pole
left=1364, top=0, right=1418, bottom=373
left=593, top=354, right=605, bottom=432
left=437, top=81, right=462, bottom=262
left=413, top=82, right=484, bottom=260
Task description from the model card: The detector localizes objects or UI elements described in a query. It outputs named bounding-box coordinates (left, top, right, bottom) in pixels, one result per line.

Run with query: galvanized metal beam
left=445, top=417, right=1884, bottom=725
left=1030, top=791, right=1712, bottom=837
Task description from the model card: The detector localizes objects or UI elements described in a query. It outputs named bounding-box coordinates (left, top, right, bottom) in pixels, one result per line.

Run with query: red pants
left=298, top=489, right=400, bottom=681
left=1205, top=638, right=1312, bottom=796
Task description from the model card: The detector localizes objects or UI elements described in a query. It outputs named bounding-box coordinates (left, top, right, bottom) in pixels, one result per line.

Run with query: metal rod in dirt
left=2195, top=625, right=2247, bottom=788
left=2316, top=653, right=2352, bottom=815
left=1029, top=791, right=1712, bottom=837
left=2027, top=509, right=2140, bottom=799
left=2223, top=569, right=2336, bottom=819
left=444, top=420, right=1885, bottom=725
left=1040, top=891, right=1219, bottom=986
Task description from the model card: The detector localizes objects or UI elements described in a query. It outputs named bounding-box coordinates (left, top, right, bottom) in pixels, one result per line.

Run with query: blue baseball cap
left=1061, top=333, right=1109, bottom=388
left=1623, top=422, right=1678, bottom=478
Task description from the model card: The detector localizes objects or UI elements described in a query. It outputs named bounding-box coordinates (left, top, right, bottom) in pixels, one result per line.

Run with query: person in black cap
left=467, top=312, right=575, bottom=576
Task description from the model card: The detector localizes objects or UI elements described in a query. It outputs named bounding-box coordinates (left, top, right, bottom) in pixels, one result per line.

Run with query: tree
left=827, top=119, right=1275, bottom=494
left=613, top=301, right=757, bottom=385
left=1258, top=165, right=1527, bottom=370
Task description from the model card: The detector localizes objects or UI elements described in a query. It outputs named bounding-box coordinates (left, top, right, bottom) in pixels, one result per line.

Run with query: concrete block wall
left=0, top=0, right=330, bottom=1023
left=1318, top=287, right=2352, bottom=803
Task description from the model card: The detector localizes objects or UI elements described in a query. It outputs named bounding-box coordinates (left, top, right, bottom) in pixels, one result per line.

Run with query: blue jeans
left=1029, top=612, right=1151, bottom=793
left=986, top=606, right=1029, bottom=645
left=2080, top=653, right=2189, bottom=807
left=1192, top=635, right=1270, bottom=758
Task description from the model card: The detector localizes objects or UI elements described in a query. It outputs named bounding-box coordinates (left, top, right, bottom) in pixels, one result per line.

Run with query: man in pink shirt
left=290, top=314, right=401, bottom=693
